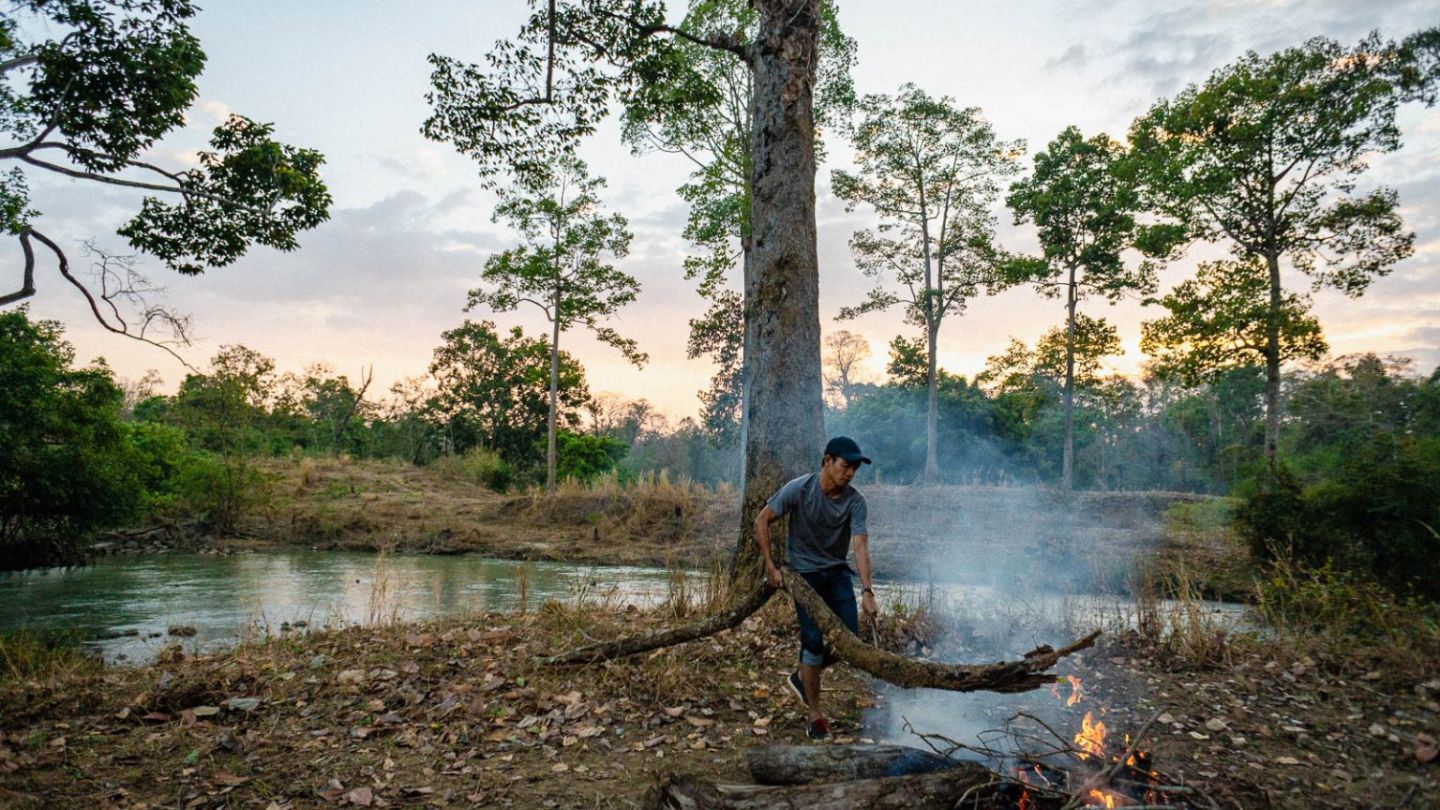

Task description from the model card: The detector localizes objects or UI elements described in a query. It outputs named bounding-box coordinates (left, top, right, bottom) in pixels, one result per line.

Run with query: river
left=0, top=552, right=689, bottom=663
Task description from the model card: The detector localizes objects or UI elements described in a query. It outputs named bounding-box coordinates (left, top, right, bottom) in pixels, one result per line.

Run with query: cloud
left=1045, top=44, right=1088, bottom=71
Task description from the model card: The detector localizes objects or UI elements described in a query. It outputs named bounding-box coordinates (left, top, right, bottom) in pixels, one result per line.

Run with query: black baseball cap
left=824, top=436, right=871, bottom=465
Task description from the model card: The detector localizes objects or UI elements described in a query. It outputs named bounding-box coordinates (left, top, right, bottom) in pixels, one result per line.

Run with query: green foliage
left=0, top=308, right=145, bottom=570
left=1143, top=260, right=1327, bottom=385
left=1237, top=356, right=1440, bottom=599
left=1, top=0, right=330, bottom=319
left=1128, top=30, right=1435, bottom=465
left=169, top=451, right=271, bottom=536
left=555, top=431, right=628, bottom=483
left=427, top=320, right=590, bottom=468
left=1006, top=126, right=1157, bottom=298
left=1255, top=556, right=1440, bottom=659
left=431, top=447, right=514, bottom=493
left=833, top=84, right=1020, bottom=332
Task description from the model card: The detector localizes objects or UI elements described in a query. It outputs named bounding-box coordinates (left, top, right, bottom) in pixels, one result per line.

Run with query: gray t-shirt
left=766, top=473, right=869, bottom=572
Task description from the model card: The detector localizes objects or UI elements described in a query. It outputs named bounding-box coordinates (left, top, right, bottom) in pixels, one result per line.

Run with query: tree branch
left=24, top=229, right=196, bottom=369
left=544, top=567, right=1098, bottom=695
left=0, top=231, right=38, bottom=306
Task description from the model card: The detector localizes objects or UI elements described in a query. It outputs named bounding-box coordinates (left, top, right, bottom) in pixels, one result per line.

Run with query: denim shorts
left=794, top=566, right=859, bottom=666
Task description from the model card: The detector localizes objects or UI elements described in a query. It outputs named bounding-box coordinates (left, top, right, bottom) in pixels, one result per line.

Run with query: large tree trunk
left=1061, top=267, right=1077, bottom=492
left=648, top=763, right=1004, bottom=809
left=729, top=0, right=826, bottom=590
left=1263, top=253, right=1282, bottom=475
left=746, top=744, right=957, bottom=785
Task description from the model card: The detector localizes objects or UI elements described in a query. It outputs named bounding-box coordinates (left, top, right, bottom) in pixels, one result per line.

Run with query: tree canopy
left=1128, top=29, right=1438, bottom=468
left=0, top=0, right=332, bottom=353
left=833, top=83, right=1021, bottom=481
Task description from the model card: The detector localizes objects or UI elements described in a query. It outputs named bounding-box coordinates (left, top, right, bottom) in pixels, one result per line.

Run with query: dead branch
left=547, top=565, right=1098, bottom=696
left=542, top=580, right=776, bottom=665
left=781, top=567, right=1101, bottom=693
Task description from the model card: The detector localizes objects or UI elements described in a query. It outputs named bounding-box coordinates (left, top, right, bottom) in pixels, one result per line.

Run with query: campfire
left=652, top=669, right=1211, bottom=809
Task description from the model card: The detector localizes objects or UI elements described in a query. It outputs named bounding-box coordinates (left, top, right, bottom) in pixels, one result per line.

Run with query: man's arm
left=754, top=505, right=783, bottom=589
left=853, top=534, right=878, bottom=617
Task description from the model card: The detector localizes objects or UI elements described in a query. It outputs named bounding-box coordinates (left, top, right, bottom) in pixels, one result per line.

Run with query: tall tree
left=425, top=0, right=827, bottom=585
left=423, top=0, right=1098, bottom=692
left=1006, top=126, right=1157, bottom=491
left=467, top=157, right=643, bottom=493
left=619, top=0, right=854, bottom=447
left=1128, top=30, right=1438, bottom=471
left=0, top=0, right=331, bottom=356
left=832, top=84, right=1021, bottom=482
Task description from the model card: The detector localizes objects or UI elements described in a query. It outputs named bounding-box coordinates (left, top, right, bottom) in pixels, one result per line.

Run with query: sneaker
left=785, top=670, right=805, bottom=703
left=807, top=717, right=831, bottom=741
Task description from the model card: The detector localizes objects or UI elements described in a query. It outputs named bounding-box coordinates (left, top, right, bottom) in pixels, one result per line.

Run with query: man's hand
left=861, top=589, right=878, bottom=619
left=765, top=561, right=783, bottom=589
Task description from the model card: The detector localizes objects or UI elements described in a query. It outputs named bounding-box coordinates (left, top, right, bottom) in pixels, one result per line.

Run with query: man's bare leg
left=798, top=662, right=823, bottom=722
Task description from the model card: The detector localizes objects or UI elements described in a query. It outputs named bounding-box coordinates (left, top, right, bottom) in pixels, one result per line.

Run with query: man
left=754, top=436, right=878, bottom=740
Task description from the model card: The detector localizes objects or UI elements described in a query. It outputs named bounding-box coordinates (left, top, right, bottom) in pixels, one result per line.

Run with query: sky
left=15, top=0, right=1440, bottom=422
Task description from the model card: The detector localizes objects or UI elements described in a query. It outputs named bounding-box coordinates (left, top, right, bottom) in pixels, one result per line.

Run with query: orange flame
left=1065, top=675, right=1083, bottom=706
left=1073, top=711, right=1107, bottom=759
left=1087, top=788, right=1120, bottom=807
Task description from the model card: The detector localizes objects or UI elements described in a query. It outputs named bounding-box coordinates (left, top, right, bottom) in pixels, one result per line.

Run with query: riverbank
left=1, top=593, right=1435, bottom=808
left=100, top=456, right=1243, bottom=594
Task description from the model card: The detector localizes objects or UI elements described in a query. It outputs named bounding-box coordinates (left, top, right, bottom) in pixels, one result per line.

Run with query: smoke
left=854, top=477, right=1172, bottom=750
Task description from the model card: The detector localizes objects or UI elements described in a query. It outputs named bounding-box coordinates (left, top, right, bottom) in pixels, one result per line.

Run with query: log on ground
left=782, top=567, right=1100, bottom=693
left=543, top=581, right=776, bottom=665
left=648, top=761, right=1002, bottom=809
left=746, top=743, right=958, bottom=784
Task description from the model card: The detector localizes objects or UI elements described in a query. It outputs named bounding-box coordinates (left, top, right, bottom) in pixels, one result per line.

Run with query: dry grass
left=0, top=630, right=103, bottom=682
left=1130, top=562, right=1240, bottom=669
left=227, top=456, right=737, bottom=568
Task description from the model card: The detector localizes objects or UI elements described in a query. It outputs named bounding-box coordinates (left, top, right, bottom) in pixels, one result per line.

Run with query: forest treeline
left=4, top=305, right=1438, bottom=597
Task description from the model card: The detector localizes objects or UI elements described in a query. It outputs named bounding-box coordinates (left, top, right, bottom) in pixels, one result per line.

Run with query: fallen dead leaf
left=213, top=770, right=250, bottom=787
left=1416, top=733, right=1438, bottom=765
left=344, top=786, right=373, bottom=806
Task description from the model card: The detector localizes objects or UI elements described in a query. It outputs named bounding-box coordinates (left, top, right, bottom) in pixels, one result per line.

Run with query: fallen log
left=649, top=762, right=1002, bottom=809
left=542, top=581, right=776, bottom=665
left=780, top=567, right=1101, bottom=693
left=745, top=743, right=957, bottom=785
left=546, top=566, right=1099, bottom=695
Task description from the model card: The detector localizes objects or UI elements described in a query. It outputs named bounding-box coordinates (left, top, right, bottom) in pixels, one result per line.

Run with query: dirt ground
left=2, top=593, right=1435, bottom=809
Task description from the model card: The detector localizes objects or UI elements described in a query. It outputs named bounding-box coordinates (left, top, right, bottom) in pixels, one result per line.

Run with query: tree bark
left=730, top=0, right=826, bottom=590
left=648, top=762, right=1002, bottom=809
left=746, top=744, right=958, bottom=785
left=548, top=309, right=560, bottom=494
left=1263, top=252, right=1282, bottom=475
left=924, top=321, right=940, bottom=484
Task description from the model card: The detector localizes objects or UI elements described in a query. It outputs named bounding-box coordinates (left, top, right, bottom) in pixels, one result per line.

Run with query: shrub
left=555, top=431, right=627, bottom=483
left=431, top=447, right=515, bottom=492
left=172, top=452, right=272, bottom=534
left=1238, top=436, right=1440, bottom=600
